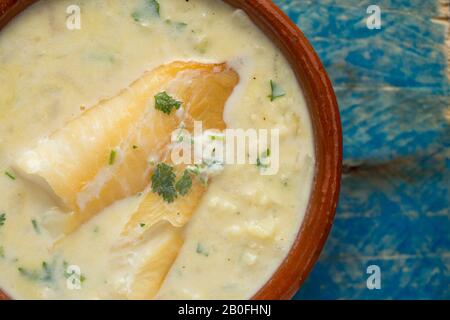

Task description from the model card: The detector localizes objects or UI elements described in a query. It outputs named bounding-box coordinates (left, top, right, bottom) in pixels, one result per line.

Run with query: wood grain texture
left=275, top=0, right=450, bottom=300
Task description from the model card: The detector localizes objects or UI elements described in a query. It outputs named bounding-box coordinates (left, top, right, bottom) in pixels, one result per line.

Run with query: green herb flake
left=256, top=149, right=271, bottom=169
left=18, top=267, right=40, bottom=281
left=18, top=261, right=54, bottom=283
left=0, top=246, right=4, bottom=259
left=140, top=223, right=146, bottom=228
left=62, top=261, right=71, bottom=279
left=63, top=261, right=86, bottom=283
left=41, top=261, right=53, bottom=282
left=256, top=156, right=269, bottom=169
left=132, top=145, right=139, bottom=150
left=209, top=135, right=224, bottom=141
left=31, top=219, right=40, bottom=234
left=165, top=19, right=188, bottom=31
left=175, top=170, right=193, bottom=196
left=151, top=163, right=177, bottom=203
left=154, top=91, right=182, bottom=115
left=196, top=242, right=209, bottom=257
left=0, top=213, right=5, bottom=227
left=132, top=0, right=160, bottom=24
left=4, top=171, right=16, bottom=180
left=268, top=80, right=286, bottom=101
left=109, top=149, right=117, bottom=165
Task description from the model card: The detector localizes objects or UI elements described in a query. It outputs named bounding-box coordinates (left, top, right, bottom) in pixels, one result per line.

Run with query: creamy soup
left=0, top=0, right=314, bottom=300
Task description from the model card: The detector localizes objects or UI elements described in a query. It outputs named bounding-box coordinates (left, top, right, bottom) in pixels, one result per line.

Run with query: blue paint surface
left=274, top=0, right=450, bottom=299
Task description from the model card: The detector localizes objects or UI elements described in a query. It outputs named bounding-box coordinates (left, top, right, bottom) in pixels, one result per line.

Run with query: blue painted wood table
left=274, top=0, right=450, bottom=299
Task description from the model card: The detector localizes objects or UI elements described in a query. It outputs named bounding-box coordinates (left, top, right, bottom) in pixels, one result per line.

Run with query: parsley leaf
left=175, top=170, right=193, bottom=196
left=0, top=213, right=5, bottom=227
left=151, top=163, right=177, bottom=203
left=154, top=91, right=182, bottom=115
left=268, top=80, right=285, bottom=101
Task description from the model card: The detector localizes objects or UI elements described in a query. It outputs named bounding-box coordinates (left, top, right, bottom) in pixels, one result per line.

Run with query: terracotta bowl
left=0, top=0, right=342, bottom=300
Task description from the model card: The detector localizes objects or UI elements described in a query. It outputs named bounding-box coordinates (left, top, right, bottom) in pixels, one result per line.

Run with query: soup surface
left=0, top=0, right=314, bottom=299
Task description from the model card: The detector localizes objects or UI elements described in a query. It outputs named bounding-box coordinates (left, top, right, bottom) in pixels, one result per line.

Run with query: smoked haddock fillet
left=15, top=61, right=239, bottom=234
left=108, top=222, right=183, bottom=300
left=128, top=228, right=182, bottom=300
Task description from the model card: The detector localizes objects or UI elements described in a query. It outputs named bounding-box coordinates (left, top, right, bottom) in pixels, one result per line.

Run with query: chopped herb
left=175, top=170, right=192, bottom=196
left=151, top=163, right=177, bottom=203
left=148, top=0, right=160, bottom=15
left=132, top=0, right=160, bottom=25
left=4, top=171, right=15, bottom=180
left=109, top=149, right=117, bottom=165
left=154, top=91, right=182, bottom=115
left=31, top=219, right=40, bottom=234
left=62, top=261, right=70, bottom=278
left=18, top=267, right=40, bottom=281
left=196, top=242, right=209, bottom=257
left=0, top=213, right=5, bottom=227
left=132, top=145, right=139, bottom=149
left=151, top=163, right=196, bottom=202
left=256, top=157, right=269, bottom=169
left=209, top=134, right=224, bottom=141
left=256, top=157, right=263, bottom=168
left=0, top=246, right=4, bottom=258
left=140, top=223, right=146, bottom=228
left=256, top=149, right=271, bottom=169
left=165, top=19, right=188, bottom=31
left=63, top=261, right=86, bottom=283
left=41, top=261, right=53, bottom=282
left=268, top=80, right=285, bottom=101
left=18, top=261, right=54, bottom=283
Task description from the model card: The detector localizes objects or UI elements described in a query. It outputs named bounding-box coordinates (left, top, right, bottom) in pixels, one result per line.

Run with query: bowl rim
left=0, top=0, right=342, bottom=300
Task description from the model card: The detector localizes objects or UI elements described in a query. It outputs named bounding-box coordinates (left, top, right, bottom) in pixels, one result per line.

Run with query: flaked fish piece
left=15, top=61, right=239, bottom=234
left=108, top=222, right=183, bottom=300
